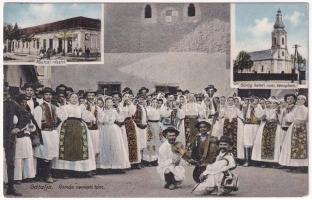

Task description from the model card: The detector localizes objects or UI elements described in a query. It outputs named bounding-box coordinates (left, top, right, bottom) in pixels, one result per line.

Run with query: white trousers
left=14, top=158, right=36, bottom=180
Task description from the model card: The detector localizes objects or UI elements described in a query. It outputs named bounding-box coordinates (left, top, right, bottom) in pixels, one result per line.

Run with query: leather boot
left=243, top=147, right=249, bottom=167
left=44, top=160, right=54, bottom=183
left=6, top=183, right=22, bottom=196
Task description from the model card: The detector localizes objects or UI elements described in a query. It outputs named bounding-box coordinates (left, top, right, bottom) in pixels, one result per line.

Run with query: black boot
left=6, top=183, right=22, bottom=196
left=243, top=147, right=250, bottom=167
left=44, top=160, right=54, bottom=183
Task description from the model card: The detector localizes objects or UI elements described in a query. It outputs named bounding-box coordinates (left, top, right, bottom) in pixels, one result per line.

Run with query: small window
left=33, top=40, right=35, bottom=48
left=36, top=39, right=40, bottom=49
left=18, top=41, right=20, bottom=48
left=282, top=37, right=284, bottom=45
left=261, top=66, right=264, bottom=72
left=273, top=37, right=277, bottom=45
left=188, top=4, right=196, bottom=17
left=144, top=5, right=152, bottom=18
left=282, top=51, right=284, bottom=56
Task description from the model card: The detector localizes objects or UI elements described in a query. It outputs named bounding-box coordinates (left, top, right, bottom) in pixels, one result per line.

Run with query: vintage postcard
left=1, top=1, right=309, bottom=198
left=3, top=3, right=103, bottom=65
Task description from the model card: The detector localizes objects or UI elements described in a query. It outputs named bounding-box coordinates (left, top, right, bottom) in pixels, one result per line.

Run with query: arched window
left=188, top=4, right=196, bottom=17
left=282, top=51, right=284, bottom=56
left=145, top=5, right=152, bottom=18
left=282, top=37, right=284, bottom=45
left=261, top=65, right=264, bottom=72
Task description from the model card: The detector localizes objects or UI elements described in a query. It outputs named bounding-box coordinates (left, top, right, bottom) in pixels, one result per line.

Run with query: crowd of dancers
left=3, top=82, right=308, bottom=196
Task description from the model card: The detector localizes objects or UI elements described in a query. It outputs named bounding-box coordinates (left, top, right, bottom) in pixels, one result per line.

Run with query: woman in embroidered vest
left=143, top=98, right=163, bottom=166
left=97, top=97, right=130, bottom=173
left=121, top=93, right=141, bottom=168
left=279, top=95, right=308, bottom=171
left=223, top=97, right=243, bottom=158
left=251, top=98, right=282, bottom=167
left=52, top=93, right=96, bottom=177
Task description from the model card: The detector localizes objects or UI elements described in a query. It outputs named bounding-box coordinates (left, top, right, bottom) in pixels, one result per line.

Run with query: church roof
left=248, top=49, right=273, bottom=61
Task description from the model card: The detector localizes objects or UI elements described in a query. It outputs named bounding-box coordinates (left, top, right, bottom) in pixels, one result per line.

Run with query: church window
left=282, top=51, right=284, bottom=56
left=144, top=5, right=152, bottom=18
left=188, top=4, right=196, bottom=17
left=261, top=66, right=264, bottom=72
left=282, top=37, right=284, bottom=45
left=273, top=37, right=277, bottom=46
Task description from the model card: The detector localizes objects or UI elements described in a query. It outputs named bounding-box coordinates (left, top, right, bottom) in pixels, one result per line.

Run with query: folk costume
left=122, top=102, right=141, bottom=164
left=97, top=108, right=130, bottom=169
left=13, top=109, right=37, bottom=181
left=279, top=103, right=308, bottom=167
left=222, top=105, right=243, bottom=158
left=252, top=104, right=281, bottom=163
left=52, top=103, right=96, bottom=172
left=157, top=128, right=185, bottom=189
left=143, top=105, right=163, bottom=163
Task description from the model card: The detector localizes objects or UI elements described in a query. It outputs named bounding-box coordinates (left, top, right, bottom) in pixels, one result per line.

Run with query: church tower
left=271, top=9, right=288, bottom=59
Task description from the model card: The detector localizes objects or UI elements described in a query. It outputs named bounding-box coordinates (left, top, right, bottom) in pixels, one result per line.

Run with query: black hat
left=84, top=89, right=96, bottom=97
left=33, top=82, right=44, bottom=89
left=21, top=83, right=35, bottom=90
left=15, top=94, right=28, bottom=103
left=162, top=127, right=180, bottom=137
left=66, top=87, right=74, bottom=93
left=205, top=85, right=217, bottom=92
left=195, top=121, right=212, bottom=130
left=218, top=136, right=233, bottom=146
left=122, top=87, right=133, bottom=94
left=184, top=90, right=190, bottom=94
left=111, top=91, right=122, bottom=99
left=138, top=87, right=149, bottom=94
left=284, top=94, right=297, bottom=102
left=40, top=87, right=54, bottom=95
left=55, top=84, right=67, bottom=92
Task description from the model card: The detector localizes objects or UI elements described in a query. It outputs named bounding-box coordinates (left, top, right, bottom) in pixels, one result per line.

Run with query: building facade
left=5, top=16, right=101, bottom=55
left=243, top=9, right=293, bottom=74
left=51, top=3, right=234, bottom=96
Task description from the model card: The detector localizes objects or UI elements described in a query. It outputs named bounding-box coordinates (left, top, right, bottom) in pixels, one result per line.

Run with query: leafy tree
left=291, top=53, right=306, bottom=71
left=233, top=51, right=253, bottom=73
left=3, top=23, right=22, bottom=52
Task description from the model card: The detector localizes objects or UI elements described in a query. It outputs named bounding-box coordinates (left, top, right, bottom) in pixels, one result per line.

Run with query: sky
left=4, top=3, right=102, bottom=28
left=234, top=3, right=309, bottom=59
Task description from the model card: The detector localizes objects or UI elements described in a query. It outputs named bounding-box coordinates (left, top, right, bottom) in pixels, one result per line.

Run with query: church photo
left=232, top=3, right=308, bottom=87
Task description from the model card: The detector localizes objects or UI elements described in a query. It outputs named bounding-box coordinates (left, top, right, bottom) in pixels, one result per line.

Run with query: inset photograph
left=3, top=3, right=103, bottom=64
left=232, top=3, right=308, bottom=88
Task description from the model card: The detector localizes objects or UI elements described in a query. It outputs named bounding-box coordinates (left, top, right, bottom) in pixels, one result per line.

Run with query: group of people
left=3, top=82, right=308, bottom=196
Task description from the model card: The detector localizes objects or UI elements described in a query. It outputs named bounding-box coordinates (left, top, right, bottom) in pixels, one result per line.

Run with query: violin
left=171, top=142, right=195, bottom=164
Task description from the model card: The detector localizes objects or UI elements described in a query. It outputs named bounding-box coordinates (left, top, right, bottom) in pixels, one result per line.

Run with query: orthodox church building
left=244, top=9, right=293, bottom=74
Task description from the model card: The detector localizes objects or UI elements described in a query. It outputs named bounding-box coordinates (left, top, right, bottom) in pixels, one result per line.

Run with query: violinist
left=157, top=127, right=186, bottom=190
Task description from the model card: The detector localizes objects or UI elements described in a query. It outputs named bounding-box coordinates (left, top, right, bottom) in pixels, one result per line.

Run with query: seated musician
left=188, top=121, right=219, bottom=183
left=194, top=136, right=238, bottom=196
left=157, top=127, right=186, bottom=190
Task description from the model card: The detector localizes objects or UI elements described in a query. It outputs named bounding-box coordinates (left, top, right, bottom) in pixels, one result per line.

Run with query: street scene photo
left=3, top=3, right=102, bottom=63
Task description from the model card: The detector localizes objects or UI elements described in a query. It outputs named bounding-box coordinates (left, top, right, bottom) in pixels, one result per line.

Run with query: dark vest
left=40, top=102, right=58, bottom=130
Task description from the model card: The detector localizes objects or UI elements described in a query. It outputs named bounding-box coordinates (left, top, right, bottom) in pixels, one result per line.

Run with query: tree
left=291, top=53, right=306, bottom=71
left=3, top=23, right=21, bottom=52
left=233, top=51, right=253, bottom=73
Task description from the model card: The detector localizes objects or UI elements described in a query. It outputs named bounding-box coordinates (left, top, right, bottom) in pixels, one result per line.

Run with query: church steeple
left=273, top=9, right=285, bottom=29
left=271, top=9, right=287, bottom=51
